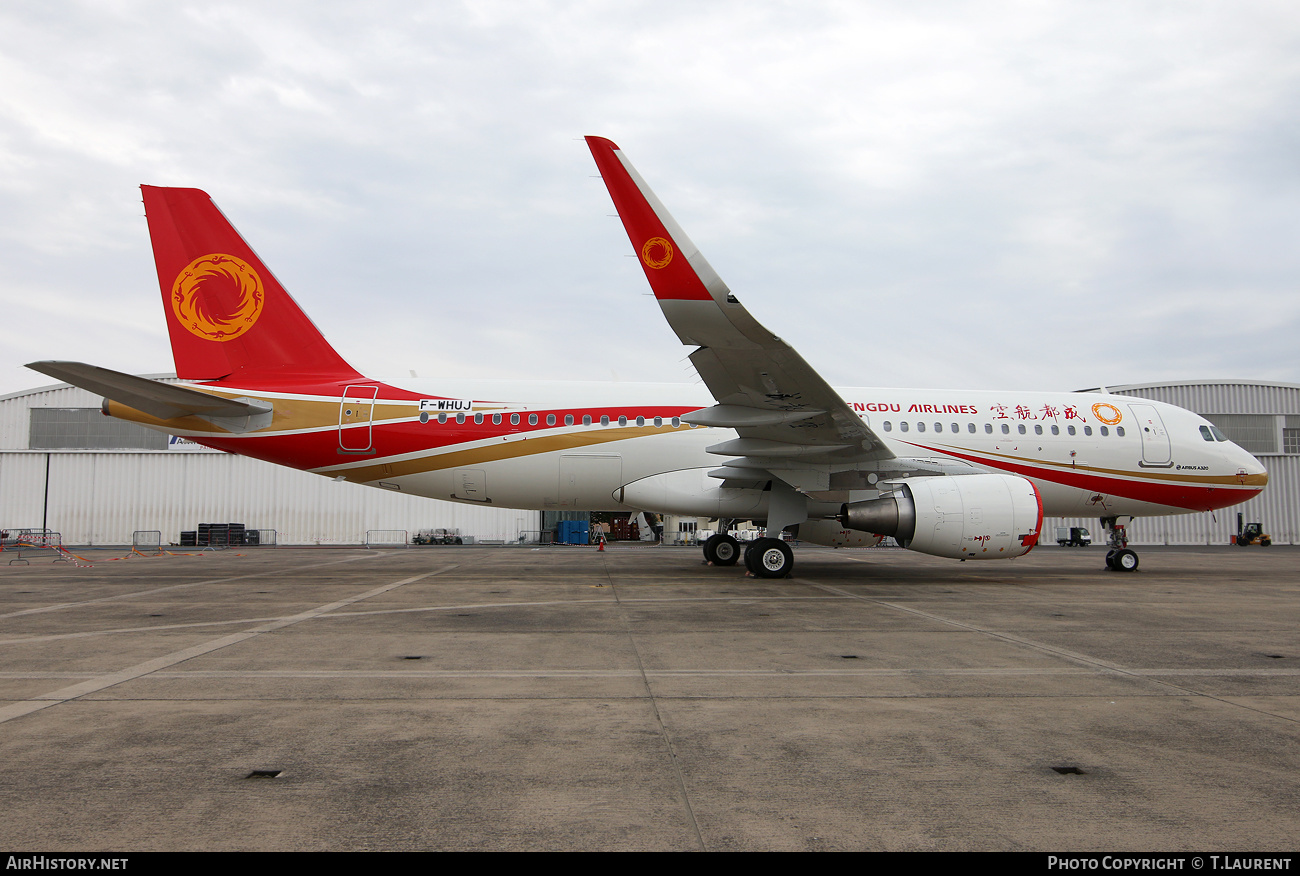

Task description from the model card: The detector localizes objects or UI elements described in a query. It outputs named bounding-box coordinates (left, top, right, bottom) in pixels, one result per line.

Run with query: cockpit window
left=1200, top=425, right=1214, bottom=442
left=1210, top=425, right=1228, bottom=442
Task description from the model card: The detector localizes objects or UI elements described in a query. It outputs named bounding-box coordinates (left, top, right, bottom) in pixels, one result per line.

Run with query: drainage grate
left=403, top=655, right=424, bottom=660
left=1052, top=766, right=1085, bottom=775
left=245, top=770, right=281, bottom=779
left=840, top=655, right=860, bottom=659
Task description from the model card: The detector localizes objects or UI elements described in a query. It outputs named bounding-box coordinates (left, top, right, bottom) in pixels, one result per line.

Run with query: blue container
left=557, top=520, right=590, bottom=545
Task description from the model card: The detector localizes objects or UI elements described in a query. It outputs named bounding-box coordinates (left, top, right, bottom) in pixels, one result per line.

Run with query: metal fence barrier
left=131, top=530, right=163, bottom=556
left=365, top=530, right=409, bottom=548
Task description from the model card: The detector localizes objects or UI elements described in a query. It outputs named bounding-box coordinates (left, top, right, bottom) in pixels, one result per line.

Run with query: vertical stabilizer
left=142, top=186, right=360, bottom=382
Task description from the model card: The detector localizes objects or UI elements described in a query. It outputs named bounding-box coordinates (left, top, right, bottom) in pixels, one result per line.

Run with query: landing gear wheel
left=749, top=537, right=794, bottom=579
left=1105, top=549, right=1118, bottom=570
left=1114, top=548, right=1139, bottom=572
left=703, top=533, right=740, bottom=566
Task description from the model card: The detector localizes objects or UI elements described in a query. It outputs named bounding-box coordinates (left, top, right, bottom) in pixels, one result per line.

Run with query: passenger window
left=934, top=422, right=942, bottom=433
left=474, top=413, right=483, bottom=425
left=582, top=415, right=592, bottom=426
left=546, top=414, right=556, bottom=426
left=565, top=414, right=574, bottom=426
left=917, top=422, right=926, bottom=432
left=618, top=416, right=628, bottom=426
left=883, top=421, right=892, bottom=432
left=1018, top=424, right=1026, bottom=434
left=1051, top=425, right=1059, bottom=436
left=653, top=417, right=662, bottom=427
left=967, top=423, right=975, bottom=433
left=984, top=423, right=993, bottom=434
left=492, top=413, right=502, bottom=425
left=456, top=413, right=466, bottom=424
left=950, top=423, right=959, bottom=433
left=1084, top=426, right=1093, bottom=436
left=1032, top=424, right=1041, bottom=435
left=437, top=413, right=447, bottom=424
left=1100, top=426, right=1109, bottom=436
left=528, top=414, right=538, bottom=425
left=510, top=413, right=519, bottom=425
left=671, top=417, right=680, bottom=427
left=636, top=416, right=645, bottom=426
left=1117, top=426, right=1125, bottom=437
left=1068, top=425, right=1076, bottom=436
left=900, top=422, right=909, bottom=432
left=600, top=415, right=610, bottom=426
left=1001, top=424, right=1010, bottom=434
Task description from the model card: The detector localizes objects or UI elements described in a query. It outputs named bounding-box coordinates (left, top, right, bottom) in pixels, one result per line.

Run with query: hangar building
left=0, top=378, right=540, bottom=546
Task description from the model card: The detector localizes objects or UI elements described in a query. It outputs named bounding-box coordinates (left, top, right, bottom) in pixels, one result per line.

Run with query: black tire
left=709, top=534, right=740, bottom=566
left=1115, top=549, right=1139, bottom=572
left=749, top=538, right=794, bottom=579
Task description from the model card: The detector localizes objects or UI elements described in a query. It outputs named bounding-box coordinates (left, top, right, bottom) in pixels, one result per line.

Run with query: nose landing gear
left=1101, top=516, right=1139, bottom=572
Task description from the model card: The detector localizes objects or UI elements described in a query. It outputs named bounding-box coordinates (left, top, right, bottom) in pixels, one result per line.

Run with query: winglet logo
left=171, top=254, right=265, bottom=342
left=1092, top=403, right=1123, bottom=425
left=641, top=237, right=673, bottom=269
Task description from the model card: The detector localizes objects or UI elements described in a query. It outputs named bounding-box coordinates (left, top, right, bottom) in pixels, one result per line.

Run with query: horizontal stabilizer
left=26, top=361, right=271, bottom=422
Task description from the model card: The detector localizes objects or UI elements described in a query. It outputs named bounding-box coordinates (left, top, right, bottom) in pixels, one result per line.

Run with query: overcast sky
left=2, top=1, right=1298, bottom=399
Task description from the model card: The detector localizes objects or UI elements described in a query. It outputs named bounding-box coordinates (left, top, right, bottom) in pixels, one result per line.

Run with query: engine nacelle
left=839, top=473, right=1042, bottom=560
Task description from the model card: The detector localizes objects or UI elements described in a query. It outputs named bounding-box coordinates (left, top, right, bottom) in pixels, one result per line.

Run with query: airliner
left=27, top=137, right=1268, bottom=577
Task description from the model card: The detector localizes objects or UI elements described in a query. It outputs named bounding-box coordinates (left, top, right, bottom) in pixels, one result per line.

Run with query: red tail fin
left=142, top=186, right=360, bottom=382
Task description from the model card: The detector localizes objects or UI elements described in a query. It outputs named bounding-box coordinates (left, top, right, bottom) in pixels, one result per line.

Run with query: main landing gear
left=702, top=532, right=794, bottom=578
left=1101, top=516, right=1139, bottom=572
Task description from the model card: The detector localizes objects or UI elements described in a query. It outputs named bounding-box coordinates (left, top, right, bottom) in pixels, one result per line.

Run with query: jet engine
left=838, top=473, right=1042, bottom=560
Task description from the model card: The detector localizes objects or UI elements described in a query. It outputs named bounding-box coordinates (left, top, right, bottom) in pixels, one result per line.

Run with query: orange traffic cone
left=597, top=536, right=605, bottom=552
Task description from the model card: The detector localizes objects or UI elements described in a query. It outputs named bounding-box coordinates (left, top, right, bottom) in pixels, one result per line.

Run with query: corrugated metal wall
left=1106, top=381, right=1300, bottom=415
left=2, top=380, right=539, bottom=545
left=0, top=451, right=540, bottom=546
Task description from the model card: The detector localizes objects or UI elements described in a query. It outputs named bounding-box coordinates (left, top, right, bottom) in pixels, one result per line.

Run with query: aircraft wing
left=586, top=136, right=892, bottom=468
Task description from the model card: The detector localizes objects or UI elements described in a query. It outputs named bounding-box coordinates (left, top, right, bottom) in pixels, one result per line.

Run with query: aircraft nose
left=1234, top=448, right=1268, bottom=487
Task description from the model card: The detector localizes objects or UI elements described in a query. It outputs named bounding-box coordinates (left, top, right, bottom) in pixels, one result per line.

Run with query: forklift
left=1234, top=513, right=1272, bottom=547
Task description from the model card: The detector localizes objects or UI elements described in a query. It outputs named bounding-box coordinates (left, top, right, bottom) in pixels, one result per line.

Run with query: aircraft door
left=339, top=385, right=378, bottom=451
left=1128, top=403, right=1172, bottom=466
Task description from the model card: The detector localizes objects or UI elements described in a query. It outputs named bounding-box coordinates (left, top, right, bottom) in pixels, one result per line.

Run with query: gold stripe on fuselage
left=928, top=442, right=1268, bottom=488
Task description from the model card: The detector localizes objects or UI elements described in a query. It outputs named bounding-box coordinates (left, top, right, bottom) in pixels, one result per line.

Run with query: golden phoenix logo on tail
left=640, top=237, right=673, bottom=269
left=171, top=254, right=265, bottom=341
